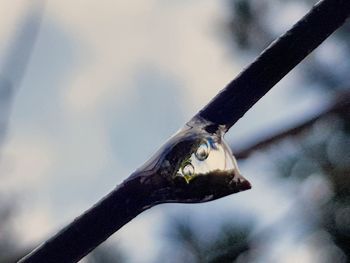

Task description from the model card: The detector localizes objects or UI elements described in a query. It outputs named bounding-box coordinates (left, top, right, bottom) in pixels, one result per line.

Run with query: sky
left=0, top=1, right=332, bottom=262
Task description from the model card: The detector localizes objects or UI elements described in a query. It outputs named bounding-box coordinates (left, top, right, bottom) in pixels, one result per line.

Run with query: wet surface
left=132, top=116, right=251, bottom=204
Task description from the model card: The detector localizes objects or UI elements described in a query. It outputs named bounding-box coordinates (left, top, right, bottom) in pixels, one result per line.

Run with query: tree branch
left=19, top=0, right=350, bottom=262
left=197, top=0, right=350, bottom=129
left=233, top=90, right=350, bottom=159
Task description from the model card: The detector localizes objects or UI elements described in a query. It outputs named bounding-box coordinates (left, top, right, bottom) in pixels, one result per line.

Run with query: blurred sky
left=0, top=1, right=331, bottom=262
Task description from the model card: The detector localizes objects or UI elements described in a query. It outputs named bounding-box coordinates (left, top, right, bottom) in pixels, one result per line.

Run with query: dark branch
left=19, top=0, right=350, bottom=262
left=197, top=0, right=350, bottom=129
left=233, top=90, right=350, bottom=159
left=19, top=176, right=154, bottom=262
left=20, top=123, right=250, bottom=263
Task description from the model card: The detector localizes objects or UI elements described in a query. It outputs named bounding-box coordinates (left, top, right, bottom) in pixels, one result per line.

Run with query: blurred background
left=0, top=0, right=349, bottom=262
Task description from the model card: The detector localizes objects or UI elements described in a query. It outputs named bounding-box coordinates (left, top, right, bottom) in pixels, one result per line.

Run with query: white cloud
left=37, top=0, right=239, bottom=117
left=0, top=134, right=54, bottom=191
left=13, top=205, right=54, bottom=246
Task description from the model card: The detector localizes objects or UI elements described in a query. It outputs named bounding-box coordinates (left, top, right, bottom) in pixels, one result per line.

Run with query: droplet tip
left=240, top=179, right=252, bottom=191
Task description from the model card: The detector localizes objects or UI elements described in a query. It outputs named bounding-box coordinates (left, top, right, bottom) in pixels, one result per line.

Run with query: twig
left=19, top=0, right=350, bottom=262
left=197, top=0, right=350, bottom=129
left=233, top=90, right=350, bottom=159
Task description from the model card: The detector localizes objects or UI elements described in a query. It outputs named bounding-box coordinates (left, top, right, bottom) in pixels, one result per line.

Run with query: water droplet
left=195, top=141, right=210, bottom=161
left=182, top=163, right=195, bottom=177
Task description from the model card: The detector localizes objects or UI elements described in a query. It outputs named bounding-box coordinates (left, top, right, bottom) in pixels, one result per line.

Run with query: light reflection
left=176, top=117, right=243, bottom=183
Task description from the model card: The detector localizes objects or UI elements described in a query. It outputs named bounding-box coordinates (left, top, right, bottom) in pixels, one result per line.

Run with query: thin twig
left=19, top=0, right=350, bottom=262
left=233, top=90, right=350, bottom=159
left=197, top=0, right=350, bottom=129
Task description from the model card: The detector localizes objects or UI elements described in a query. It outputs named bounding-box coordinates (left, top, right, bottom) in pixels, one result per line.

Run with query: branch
left=197, top=0, right=350, bottom=129
left=233, top=90, right=350, bottom=159
left=19, top=0, right=350, bottom=262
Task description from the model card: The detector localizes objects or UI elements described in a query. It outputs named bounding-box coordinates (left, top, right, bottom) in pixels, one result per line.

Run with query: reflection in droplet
left=167, top=116, right=247, bottom=184
left=195, top=141, right=210, bottom=161
left=182, top=163, right=195, bottom=177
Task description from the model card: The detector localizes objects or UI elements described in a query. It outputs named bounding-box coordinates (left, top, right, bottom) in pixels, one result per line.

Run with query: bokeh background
left=0, top=0, right=349, bottom=262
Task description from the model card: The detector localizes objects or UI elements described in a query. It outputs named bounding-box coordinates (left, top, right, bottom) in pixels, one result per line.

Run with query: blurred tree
left=226, top=0, right=350, bottom=260
left=85, top=244, right=127, bottom=263
left=0, top=197, right=16, bottom=262
left=0, top=1, right=43, bottom=152
left=160, top=0, right=350, bottom=262
left=159, top=217, right=252, bottom=263
left=0, top=2, right=46, bottom=262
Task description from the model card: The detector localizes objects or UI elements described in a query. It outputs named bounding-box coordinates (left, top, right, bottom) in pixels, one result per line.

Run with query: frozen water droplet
left=195, top=141, right=210, bottom=161
left=182, top=163, right=195, bottom=177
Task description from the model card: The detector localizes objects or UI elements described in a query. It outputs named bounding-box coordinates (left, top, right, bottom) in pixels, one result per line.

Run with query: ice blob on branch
left=177, top=128, right=242, bottom=184
left=135, top=116, right=251, bottom=203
